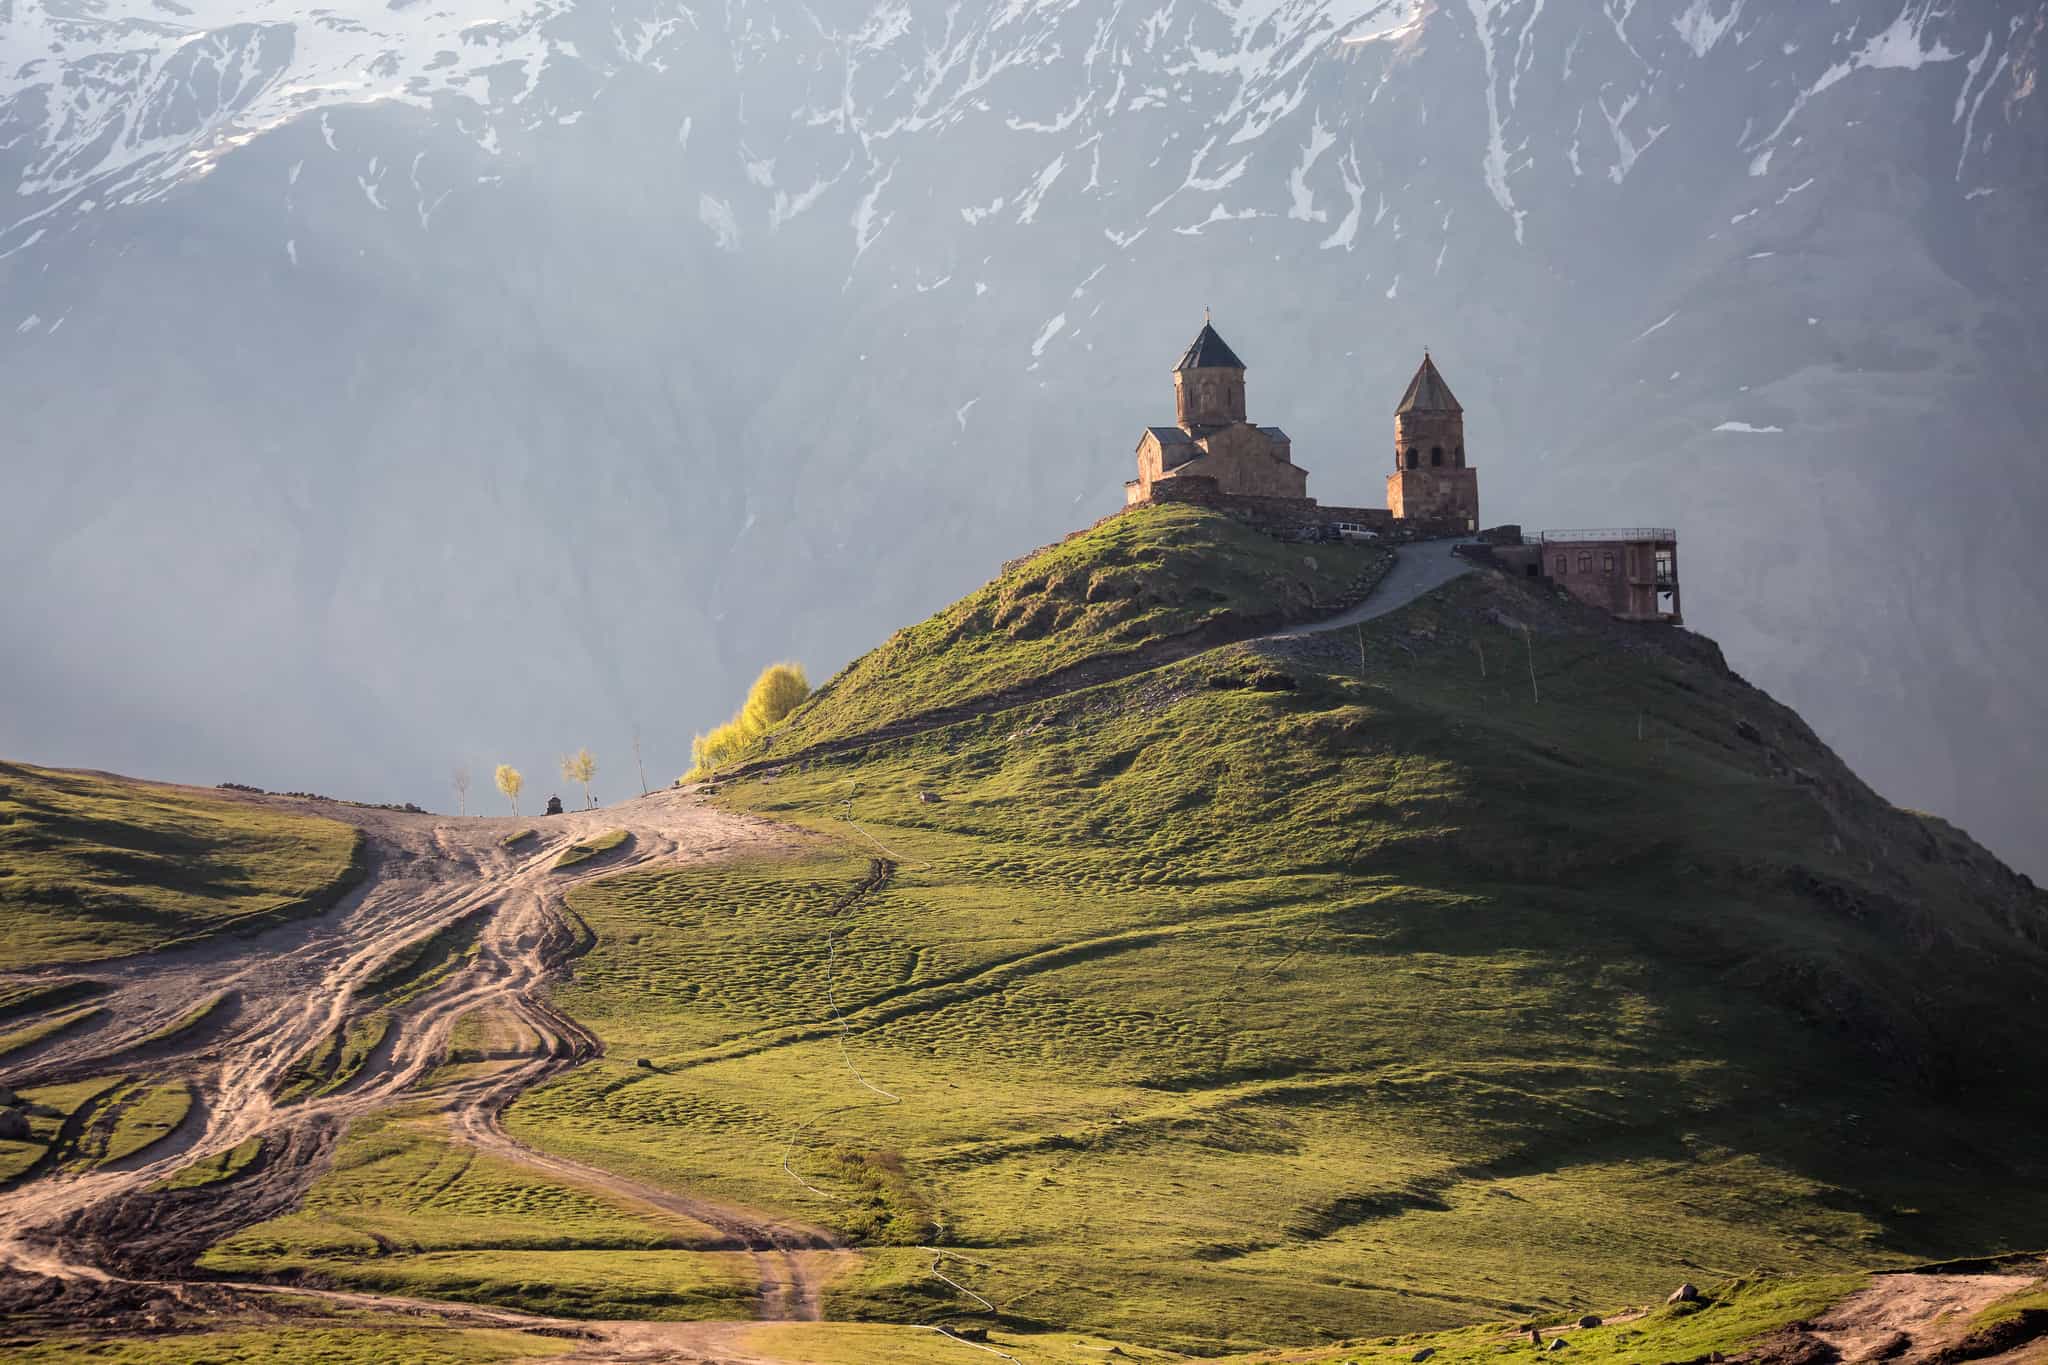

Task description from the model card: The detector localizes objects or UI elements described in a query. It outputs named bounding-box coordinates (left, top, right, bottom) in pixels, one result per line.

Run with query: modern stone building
left=1385, top=353, right=1480, bottom=531
left=1492, top=530, right=1683, bottom=623
left=1125, top=322, right=1311, bottom=505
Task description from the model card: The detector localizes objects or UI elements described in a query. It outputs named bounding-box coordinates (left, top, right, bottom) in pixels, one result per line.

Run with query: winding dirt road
left=0, top=784, right=840, bottom=1344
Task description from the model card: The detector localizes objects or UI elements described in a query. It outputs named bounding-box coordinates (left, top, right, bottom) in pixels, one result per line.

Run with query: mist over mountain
left=2, top=0, right=2042, bottom=872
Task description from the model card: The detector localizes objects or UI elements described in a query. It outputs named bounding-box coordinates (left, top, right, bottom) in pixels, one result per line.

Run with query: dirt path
left=1266, top=537, right=1473, bottom=636
left=1809, top=1270, right=2044, bottom=1364
left=0, top=785, right=839, bottom=1326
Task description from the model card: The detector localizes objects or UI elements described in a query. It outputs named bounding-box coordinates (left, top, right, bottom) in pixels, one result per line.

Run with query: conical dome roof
left=1175, top=321, right=1246, bottom=372
left=1395, top=353, right=1462, bottom=414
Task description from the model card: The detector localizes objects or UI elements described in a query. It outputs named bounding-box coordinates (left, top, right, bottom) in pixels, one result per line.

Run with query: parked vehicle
left=1333, top=522, right=1380, bottom=541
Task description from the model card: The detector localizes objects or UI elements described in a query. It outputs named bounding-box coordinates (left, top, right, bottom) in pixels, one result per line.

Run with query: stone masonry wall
left=1386, top=467, right=1480, bottom=526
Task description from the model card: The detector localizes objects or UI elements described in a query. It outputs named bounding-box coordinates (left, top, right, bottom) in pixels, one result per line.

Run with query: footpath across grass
left=202, top=1108, right=759, bottom=1321
left=0, top=762, right=363, bottom=968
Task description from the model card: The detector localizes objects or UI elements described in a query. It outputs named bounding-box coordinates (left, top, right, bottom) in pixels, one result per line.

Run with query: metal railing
left=1532, top=528, right=1677, bottom=544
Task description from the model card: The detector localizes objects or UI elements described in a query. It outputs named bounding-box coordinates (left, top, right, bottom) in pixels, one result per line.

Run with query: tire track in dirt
left=0, top=785, right=837, bottom=1327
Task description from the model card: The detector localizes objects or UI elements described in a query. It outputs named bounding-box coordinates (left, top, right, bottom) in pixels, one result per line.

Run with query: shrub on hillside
left=685, top=663, right=810, bottom=780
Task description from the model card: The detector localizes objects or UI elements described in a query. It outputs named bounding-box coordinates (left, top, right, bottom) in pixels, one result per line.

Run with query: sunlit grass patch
left=99, top=1078, right=193, bottom=1162
left=0, top=762, right=364, bottom=968
left=760, top=504, right=1392, bottom=758
left=203, top=1109, right=751, bottom=1319
left=133, top=990, right=235, bottom=1048
left=554, top=829, right=629, bottom=870
left=207, top=1247, right=761, bottom=1321
left=158, top=1135, right=264, bottom=1190
left=0, top=1004, right=107, bottom=1061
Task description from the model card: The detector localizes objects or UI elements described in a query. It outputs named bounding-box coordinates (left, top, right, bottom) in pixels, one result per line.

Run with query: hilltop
left=1, top=506, right=2045, bottom=1364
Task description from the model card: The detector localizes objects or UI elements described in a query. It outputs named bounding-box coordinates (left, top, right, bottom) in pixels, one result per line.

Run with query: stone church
left=1115, top=321, right=1680, bottom=623
left=1125, top=322, right=1311, bottom=505
left=1125, top=321, right=1481, bottom=533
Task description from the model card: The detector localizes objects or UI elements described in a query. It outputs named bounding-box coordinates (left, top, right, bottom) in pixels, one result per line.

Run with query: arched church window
left=1455, top=446, right=1464, bottom=466
left=1405, top=449, right=1418, bottom=470
left=1431, top=446, right=1443, bottom=466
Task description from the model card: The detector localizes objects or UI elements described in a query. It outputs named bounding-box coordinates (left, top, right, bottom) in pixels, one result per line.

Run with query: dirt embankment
left=1740, top=1267, right=2048, bottom=1365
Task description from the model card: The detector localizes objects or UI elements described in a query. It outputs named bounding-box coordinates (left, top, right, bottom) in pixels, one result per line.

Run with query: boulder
left=1547, top=1339, right=1568, bottom=1352
left=1249, top=670, right=1299, bottom=692
left=1578, top=1315, right=1603, bottom=1329
left=0, top=1107, right=30, bottom=1141
left=1670, top=1283, right=1701, bottom=1305
left=1412, top=1349, right=1436, bottom=1362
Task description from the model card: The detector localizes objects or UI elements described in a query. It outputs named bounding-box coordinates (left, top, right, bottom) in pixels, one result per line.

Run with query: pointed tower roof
left=1175, top=321, right=1246, bottom=372
left=1395, top=352, right=1463, bottom=414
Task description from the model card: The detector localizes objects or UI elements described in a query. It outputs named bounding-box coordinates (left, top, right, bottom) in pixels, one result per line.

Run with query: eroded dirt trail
left=0, top=785, right=838, bottom=1326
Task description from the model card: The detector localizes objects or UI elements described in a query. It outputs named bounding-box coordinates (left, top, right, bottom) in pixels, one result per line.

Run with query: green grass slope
left=202, top=1109, right=758, bottom=1320
left=0, top=763, right=364, bottom=968
left=741, top=503, right=1391, bottom=762
left=509, top=511, right=2048, bottom=1353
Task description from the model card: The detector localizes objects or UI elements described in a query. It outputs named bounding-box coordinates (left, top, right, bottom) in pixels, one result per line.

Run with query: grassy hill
left=736, top=503, right=1392, bottom=763
left=0, top=763, right=364, bottom=969
left=504, top=508, right=2048, bottom=1351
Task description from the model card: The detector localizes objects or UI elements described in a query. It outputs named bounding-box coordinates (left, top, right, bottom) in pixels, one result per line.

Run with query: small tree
left=495, top=764, right=523, bottom=816
left=561, top=748, right=598, bottom=809
left=452, top=764, right=472, bottom=817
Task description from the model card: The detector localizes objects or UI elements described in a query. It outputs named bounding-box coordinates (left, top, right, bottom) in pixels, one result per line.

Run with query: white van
left=1334, top=522, right=1380, bottom=541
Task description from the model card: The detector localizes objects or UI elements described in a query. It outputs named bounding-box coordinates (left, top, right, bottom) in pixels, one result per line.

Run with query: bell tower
left=1173, top=319, right=1248, bottom=431
left=1385, top=351, right=1479, bottom=529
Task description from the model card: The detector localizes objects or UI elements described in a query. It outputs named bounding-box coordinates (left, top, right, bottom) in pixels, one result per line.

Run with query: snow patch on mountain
left=0, top=0, right=2018, bottom=266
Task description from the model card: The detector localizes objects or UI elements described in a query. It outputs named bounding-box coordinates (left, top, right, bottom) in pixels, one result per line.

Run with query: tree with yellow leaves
left=561, top=748, right=598, bottom=809
left=494, top=764, right=524, bottom=816
left=686, top=663, right=810, bottom=780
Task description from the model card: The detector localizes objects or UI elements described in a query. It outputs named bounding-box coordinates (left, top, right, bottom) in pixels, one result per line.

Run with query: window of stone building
left=1405, top=449, right=1418, bottom=469
left=1431, top=446, right=1443, bottom=466
left=1603, top=553, right=1615, bottom=574
left=1455, top=445, right=1464, bottom=466
left=1577, top=551, right=1592, bottom=574
left=1554, top=555, right=1567, bottom=575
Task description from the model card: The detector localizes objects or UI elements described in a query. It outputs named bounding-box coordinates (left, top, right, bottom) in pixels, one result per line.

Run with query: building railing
left=1532, top=528, right=1678, bottom=544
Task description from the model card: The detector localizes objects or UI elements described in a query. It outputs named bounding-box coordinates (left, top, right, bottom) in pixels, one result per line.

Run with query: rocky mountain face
left=2, top=0, right=2042, bottom=871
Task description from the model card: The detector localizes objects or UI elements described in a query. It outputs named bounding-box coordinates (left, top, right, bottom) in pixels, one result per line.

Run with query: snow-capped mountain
left=3, top=0, right=2044, bottom=870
